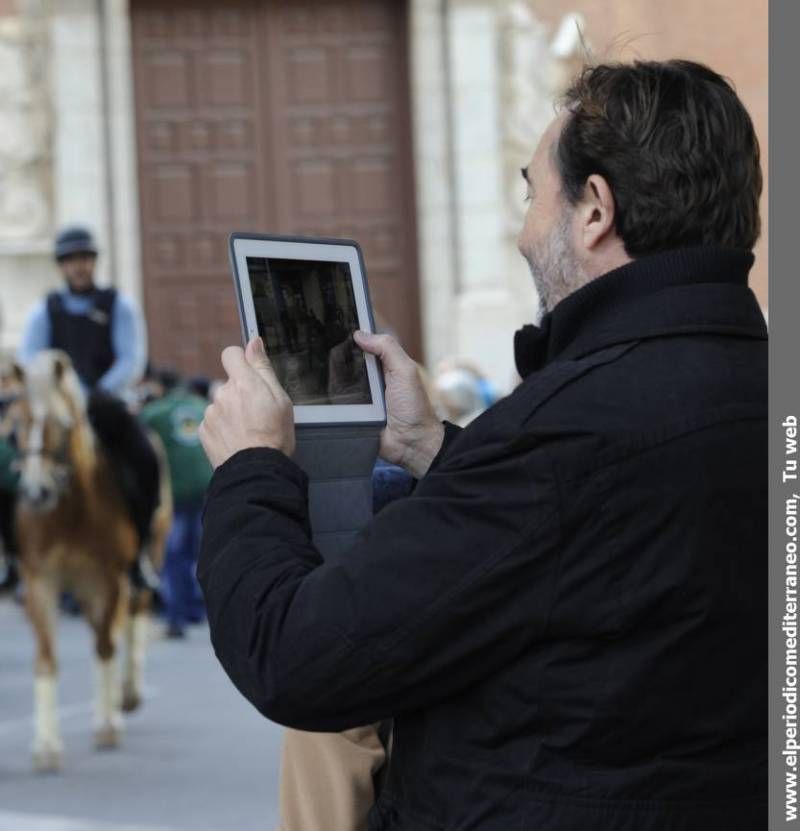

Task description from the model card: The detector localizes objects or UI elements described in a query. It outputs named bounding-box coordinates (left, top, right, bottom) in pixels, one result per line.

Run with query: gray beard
left=526, top=212, right=586, bottom=317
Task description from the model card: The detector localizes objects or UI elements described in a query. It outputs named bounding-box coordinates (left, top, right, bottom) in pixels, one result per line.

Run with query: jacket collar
left=514, top=246, right=767, bottom=378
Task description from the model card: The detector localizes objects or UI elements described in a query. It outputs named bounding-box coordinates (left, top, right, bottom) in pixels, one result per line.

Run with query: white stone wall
left=409, top=0, right=458, bottom=374
left=449, top=0, right=520, bottom=391
left=0, top=2, right=56, bottom=349
left=411, top=0, right=576, bottom=392
left=411, top=0, right=523, bottom=391
left=50, top=0, right=108, bottom=246
left=101, top=0, right=143, bottom=307
left=0, top=0, right=142, bottom=352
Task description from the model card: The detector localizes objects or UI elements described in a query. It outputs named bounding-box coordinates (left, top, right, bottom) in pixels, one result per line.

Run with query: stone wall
left=0, top=0, right=141, bottom=352
left=0, top=0, right=55, bottom=348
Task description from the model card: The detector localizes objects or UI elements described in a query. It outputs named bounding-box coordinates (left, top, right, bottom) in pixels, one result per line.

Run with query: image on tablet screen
left=246, top=257, right=372, bottom=406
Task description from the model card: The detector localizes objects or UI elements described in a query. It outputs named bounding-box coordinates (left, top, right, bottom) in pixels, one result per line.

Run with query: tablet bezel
left=229, top=232, right=386, bottom=427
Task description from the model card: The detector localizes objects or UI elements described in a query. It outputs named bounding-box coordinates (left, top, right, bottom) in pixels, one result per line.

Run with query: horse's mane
left=25, top=351, right=98, bottom=490
left=27, top=351, right=85, bottom=415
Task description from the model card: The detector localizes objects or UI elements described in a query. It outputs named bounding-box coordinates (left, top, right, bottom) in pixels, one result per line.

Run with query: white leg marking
left=94, top=656, right=123, bottom=732
left=122, top=612, right=149, bottom=711
left=31, top=577, right=62, bottom=770
left=33, top=674, right=62, bottom=757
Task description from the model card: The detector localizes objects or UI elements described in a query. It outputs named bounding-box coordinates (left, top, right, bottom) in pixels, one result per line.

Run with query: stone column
left=409, top=0, right=458, bottom=372
left=409, top=0, right=577, bottom=390
left=448, top=0, right=515, bottom=390
left=50, top=0, right=109, bottom=265
left=100, top=0, right=143, bottom=307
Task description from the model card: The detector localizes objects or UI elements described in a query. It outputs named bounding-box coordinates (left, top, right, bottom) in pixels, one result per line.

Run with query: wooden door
left=131, top=0, right=421, bottom=378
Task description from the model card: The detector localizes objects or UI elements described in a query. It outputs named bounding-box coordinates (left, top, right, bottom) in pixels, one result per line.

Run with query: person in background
left=0, top=318, right=20, bottom=592
left=140, top=369, right=212, bottom=638
left=19, top=226, right=146, bottom=399
left=187, top=374, right=211, bottom=402
left=433, top=366, right=488, bottom=427
left=434, top=357, right=500, bottom=411
left=133, top=361, right=169, bottom=410
left=17, top=226, right=159, bottom=559
left=0, top=433, right=19, bottom=593
left=0, top=354, right=20, bottom=593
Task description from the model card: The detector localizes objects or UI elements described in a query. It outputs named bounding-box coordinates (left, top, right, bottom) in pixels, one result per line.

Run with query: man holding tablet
left=199, top=59, right=766, bottom=830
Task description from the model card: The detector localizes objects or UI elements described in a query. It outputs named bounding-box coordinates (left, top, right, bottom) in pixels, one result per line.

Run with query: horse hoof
left=33, top=748, right=63, bottom=773
left=93, top=725, right=121, bottom=750
left=121, top=686, right=142, bottom=713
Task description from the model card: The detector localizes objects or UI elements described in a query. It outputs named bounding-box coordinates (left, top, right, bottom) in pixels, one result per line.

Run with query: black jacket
left=199, top=247, right=767, bottom=830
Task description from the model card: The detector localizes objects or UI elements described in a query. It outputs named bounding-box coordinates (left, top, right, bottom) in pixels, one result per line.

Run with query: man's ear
left=577, top=174, right=617, bottom=251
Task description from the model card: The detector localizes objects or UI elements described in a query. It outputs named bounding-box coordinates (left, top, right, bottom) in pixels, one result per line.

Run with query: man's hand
left=199, top=337, right=295, bottom=469
left=353, top=331, right=444, bottom=479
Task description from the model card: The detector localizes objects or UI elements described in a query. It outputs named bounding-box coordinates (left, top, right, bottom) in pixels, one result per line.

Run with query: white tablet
left=228, top=233, right=386, bottom=427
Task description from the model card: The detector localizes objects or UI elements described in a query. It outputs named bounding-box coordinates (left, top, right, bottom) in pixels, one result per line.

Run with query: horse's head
left=6, top=351, right=93, bottom=511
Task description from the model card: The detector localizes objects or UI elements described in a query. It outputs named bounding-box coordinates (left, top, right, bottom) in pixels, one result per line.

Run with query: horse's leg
left=121, top=584, right=150, bottom=712
left=122, top=487, right=170, bottom=711
left=85, top=572, right=127, bottom=749
left=23, top=571, right=63, bottom=772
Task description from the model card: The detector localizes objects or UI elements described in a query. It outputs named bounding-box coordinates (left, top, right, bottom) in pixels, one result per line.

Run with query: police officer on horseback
left=18, top=226, right=159, bottom=566
left=19, top=226, right=145, bottom=396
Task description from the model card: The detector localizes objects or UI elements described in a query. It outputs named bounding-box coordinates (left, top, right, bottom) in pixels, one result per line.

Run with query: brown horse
left=5, top=350, right=171, bottom=772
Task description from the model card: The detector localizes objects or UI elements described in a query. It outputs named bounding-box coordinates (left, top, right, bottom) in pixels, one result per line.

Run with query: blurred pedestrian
left=0, top=332, right=21, bottom=592
left=0, top=430, right=19, bottom=593
left=187, top=374, right=211, bottom=401
left=433, top=366, right=487, bottom=426
left=133, top=362, right=167, bottom=409
left=140, top=372, right=212, bottom=638
left=434, top=357, right=500, bottom=410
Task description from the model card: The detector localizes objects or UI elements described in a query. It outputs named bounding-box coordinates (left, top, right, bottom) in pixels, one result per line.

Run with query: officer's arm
left=199, top=431, right=560, bottom=732
left=17, top=301, right=50, bottom=366
left=97, top=295, right=148, bottom=394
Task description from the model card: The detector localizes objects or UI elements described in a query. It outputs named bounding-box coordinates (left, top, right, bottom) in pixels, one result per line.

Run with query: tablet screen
left=246, top=256, right=372, bottom=406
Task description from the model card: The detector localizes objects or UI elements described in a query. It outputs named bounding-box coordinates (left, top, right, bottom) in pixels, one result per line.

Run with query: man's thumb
left=353, top=330, right=409, bottom=373
left=353, top=329, right=374, bottom=346
left=245, top=337, right=276, bottom=380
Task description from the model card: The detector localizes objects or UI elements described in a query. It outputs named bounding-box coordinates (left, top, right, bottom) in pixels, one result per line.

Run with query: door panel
left=131, top=0, right=421, bottom=377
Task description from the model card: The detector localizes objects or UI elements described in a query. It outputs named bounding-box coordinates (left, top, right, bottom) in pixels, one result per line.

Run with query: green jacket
left=140, top=390, right=212, bottom=506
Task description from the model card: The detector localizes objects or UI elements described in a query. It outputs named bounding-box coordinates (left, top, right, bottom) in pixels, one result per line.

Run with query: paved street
left=0, top=596, right=284, bottom=831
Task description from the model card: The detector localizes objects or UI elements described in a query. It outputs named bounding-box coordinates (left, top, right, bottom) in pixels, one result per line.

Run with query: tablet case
left=294, top=425, right=380, bottom=558
left=228, top=233, right=385, bottom=556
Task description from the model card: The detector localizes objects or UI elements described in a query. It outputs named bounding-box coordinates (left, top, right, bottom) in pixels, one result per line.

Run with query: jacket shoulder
left=468, top=333, right=766, bottom=485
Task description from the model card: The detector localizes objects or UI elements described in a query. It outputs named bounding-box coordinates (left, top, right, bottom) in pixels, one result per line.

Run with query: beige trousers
left=276, top=725, right=387, bottom=831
